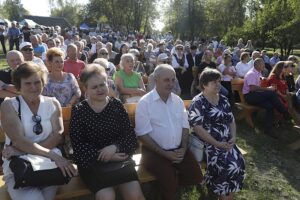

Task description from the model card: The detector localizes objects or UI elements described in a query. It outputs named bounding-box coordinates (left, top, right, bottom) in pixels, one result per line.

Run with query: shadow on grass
left=235, top=110, right=300, bottom=200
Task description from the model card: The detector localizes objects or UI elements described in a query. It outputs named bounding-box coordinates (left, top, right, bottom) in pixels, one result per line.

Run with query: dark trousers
left=142, top=147, right=203, bottom=200
left=244, top=90, right=287, bottom=130
left=9, top=37, right=19, bottom=51
left=0, top=35, right=6, bottom=55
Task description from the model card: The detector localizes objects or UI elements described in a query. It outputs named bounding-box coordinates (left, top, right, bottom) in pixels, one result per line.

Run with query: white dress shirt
left=235, top=61, right=252, bottom=78
left=135, top=89, right=189, bottom=150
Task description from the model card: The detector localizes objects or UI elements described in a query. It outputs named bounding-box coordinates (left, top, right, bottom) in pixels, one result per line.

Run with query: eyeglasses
left=176, top=48, right=183, bottom=51
left=161, top=60, right=168, bottom=64
left=22, top=48, right=33, bottom=52
left=100, top=52, right=108, bottom=55
left=32, top=115, right=43, bottom=135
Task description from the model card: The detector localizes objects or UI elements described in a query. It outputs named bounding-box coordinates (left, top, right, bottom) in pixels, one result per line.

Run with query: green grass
left=178, top=112, right=300, bottom=200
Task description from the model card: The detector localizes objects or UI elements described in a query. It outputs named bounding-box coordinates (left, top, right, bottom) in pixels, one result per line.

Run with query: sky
left=21, top=0, right=165, bottom=31
left=21, top=0, right=89, bottom=16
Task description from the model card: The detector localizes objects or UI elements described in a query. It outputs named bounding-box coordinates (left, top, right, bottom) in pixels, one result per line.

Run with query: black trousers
left=244, top=90, right=287, bottom=131
left=9, top=37, right=19, bottom=51
left=0, top=35, right=6, bottom=55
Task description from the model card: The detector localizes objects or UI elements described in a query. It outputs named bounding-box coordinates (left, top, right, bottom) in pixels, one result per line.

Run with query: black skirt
left=79, top=163, right=139, bottom=193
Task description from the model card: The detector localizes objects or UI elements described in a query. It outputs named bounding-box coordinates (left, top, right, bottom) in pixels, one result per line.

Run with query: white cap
left=157, top=53, right=169, bottom=61
left=20, top=42, right=32, bottom=50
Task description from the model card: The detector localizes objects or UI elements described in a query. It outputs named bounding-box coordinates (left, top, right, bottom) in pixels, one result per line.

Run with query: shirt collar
left=252, top=67, right=262, bottom=76
left=153, top=88, right=173, bottom=102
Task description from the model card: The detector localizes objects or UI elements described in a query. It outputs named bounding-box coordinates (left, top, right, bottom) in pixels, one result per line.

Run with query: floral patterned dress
left=188, top=93, right=245, bottom=195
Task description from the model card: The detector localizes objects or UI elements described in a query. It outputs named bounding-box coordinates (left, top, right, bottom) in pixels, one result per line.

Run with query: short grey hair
left=253, top=58, right=264, bottom=68
left=129, top=48, right=140, bottom=56
left=153, top=64, right=175, bottom=80
left=120, top=53, right=134, bottom=69
left=7, top=50, right=24, bottom=61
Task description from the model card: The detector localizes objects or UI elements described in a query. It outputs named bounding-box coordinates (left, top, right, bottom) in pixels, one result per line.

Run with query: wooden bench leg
left=245, top=111, right=255, bottom=128
left=236, top=110, right=255, bottom=128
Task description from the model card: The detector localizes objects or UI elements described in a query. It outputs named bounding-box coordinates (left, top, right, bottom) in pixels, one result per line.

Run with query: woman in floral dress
left=188, top=68, right=245, bottom=200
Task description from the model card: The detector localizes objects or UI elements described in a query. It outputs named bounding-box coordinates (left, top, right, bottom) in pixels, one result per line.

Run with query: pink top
left=63, top=59, right=85, bottom=78
left=242, top=67, right=261, bottom=94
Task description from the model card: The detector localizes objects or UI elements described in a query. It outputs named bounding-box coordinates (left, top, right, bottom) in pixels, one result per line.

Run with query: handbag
left=188, top=133, right=204, bottom=163
left=9, top=96, right=71, bottom=189
left=90, top=159, right=135, bottom=174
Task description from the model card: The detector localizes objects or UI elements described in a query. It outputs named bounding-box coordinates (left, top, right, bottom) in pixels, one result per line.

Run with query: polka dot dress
left=70, top=97, right=137, bottom=168
left=69, top=97, right=139, bottom=192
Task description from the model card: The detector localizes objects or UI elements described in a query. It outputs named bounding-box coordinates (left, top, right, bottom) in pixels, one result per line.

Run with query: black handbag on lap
left=9, top=97, right=71, bottom=189
left=9, top=157, right=70, bottom=189
left=90, top=159, right=136, bottom=174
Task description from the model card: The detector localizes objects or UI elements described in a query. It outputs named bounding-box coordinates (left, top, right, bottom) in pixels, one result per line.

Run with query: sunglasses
left=176, top=48, right=183, bottom=51
left=100, top=52, right=108, bottom=55
left=32, top=115, right=43, bottom=135
left=22, top=48, right=33, bottom=52
left=162, top=60, right=168, bottom=64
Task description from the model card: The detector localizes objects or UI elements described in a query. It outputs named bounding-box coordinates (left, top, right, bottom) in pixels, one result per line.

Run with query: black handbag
left=90, top=159, right=135, bottom=174
left=9, top=96, right=71, bottom=189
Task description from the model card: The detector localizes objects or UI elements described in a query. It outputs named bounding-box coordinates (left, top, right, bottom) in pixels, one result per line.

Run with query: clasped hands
left=216, top=137, right=236, bottom=151
left=97, top=145, right=128, bottom=162
left=164, top=147, right=187, bottom=164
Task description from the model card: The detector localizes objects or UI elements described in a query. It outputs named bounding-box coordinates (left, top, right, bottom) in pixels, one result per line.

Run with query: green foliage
left=84, top=0, right=158, bottom=33
left=164, top=0, right=246, bottom=40
left=223, top=0, right=300, bottom=56
left=0, top=0, right=29, bottom=21
left=50, top=0, right=84, bottom=26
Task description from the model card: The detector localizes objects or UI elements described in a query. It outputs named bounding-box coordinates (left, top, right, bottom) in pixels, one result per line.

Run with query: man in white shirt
left=135, top=64, right=202, bottom=200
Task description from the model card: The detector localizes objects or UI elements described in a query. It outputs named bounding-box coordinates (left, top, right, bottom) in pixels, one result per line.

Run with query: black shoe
left=264, top=130, right=278, bottom=139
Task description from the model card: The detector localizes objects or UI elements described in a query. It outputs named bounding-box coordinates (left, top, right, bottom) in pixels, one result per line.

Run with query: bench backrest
left=231, top=78, right=246, bottom=103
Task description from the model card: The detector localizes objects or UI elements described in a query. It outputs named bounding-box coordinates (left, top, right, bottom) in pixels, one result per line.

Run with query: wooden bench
left=231, top=78, right=262, bottom=128
left=0, top=101, right=247, bottom=200
left=0, top=107, right=157, bottom=200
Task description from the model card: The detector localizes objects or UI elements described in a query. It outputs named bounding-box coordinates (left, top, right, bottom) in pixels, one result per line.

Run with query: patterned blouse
left=42, top=73, right=81, bottom=107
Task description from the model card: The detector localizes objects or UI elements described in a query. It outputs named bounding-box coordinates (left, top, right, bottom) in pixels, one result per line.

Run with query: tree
left=85, top=0, right=158, bottom=33
left=1, top=0, right=29, bottom=21
left=49, top=0, right=84, bottom=26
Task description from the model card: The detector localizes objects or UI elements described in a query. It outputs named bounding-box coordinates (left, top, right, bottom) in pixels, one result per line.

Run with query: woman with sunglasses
left=1, top=62, right=77, bottom=200
left=97, top=48, right=116, bottom=78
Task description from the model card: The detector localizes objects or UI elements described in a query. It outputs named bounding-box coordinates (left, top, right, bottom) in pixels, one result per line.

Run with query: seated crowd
left=0, top=29, right=299, bottom=200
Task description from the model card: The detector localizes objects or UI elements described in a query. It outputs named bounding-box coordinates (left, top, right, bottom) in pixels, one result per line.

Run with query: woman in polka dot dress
left=70, top=64, right=145, bottom=200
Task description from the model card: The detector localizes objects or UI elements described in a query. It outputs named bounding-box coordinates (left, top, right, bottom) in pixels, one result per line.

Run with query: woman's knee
left=95, top=188, right=115, bottom=200
left=119, top=181, right=145, bottom=200
left=123, top=190, right=145, bottom=200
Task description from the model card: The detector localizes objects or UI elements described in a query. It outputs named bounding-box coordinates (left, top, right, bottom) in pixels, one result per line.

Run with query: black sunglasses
left=22, top=48, right=33, bottom=52
left=100, top=52, right=108, bottom=55
left=32, top=115, right=43, bottom=135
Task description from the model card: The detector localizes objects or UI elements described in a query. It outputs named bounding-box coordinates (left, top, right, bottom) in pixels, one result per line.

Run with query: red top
left=267, top=74, right=288, bottom=95
left=64, top=59, right=85, bottom=78
left=267, top=74, right=288, bottom=108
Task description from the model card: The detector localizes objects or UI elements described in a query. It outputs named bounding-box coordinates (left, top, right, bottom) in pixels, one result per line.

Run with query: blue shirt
left=33, top=45, right=46, bottom=55
left=7, top=27, right=20, bottom=38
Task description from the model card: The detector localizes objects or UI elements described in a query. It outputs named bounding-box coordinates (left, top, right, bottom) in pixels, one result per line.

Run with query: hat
left=20, top=42, right=32, bottom=50
left=157, top=53, right=169, bottom=61
left=175, top=44, right=184, bottom=49
left=158, top=40, right=165, bottom=46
